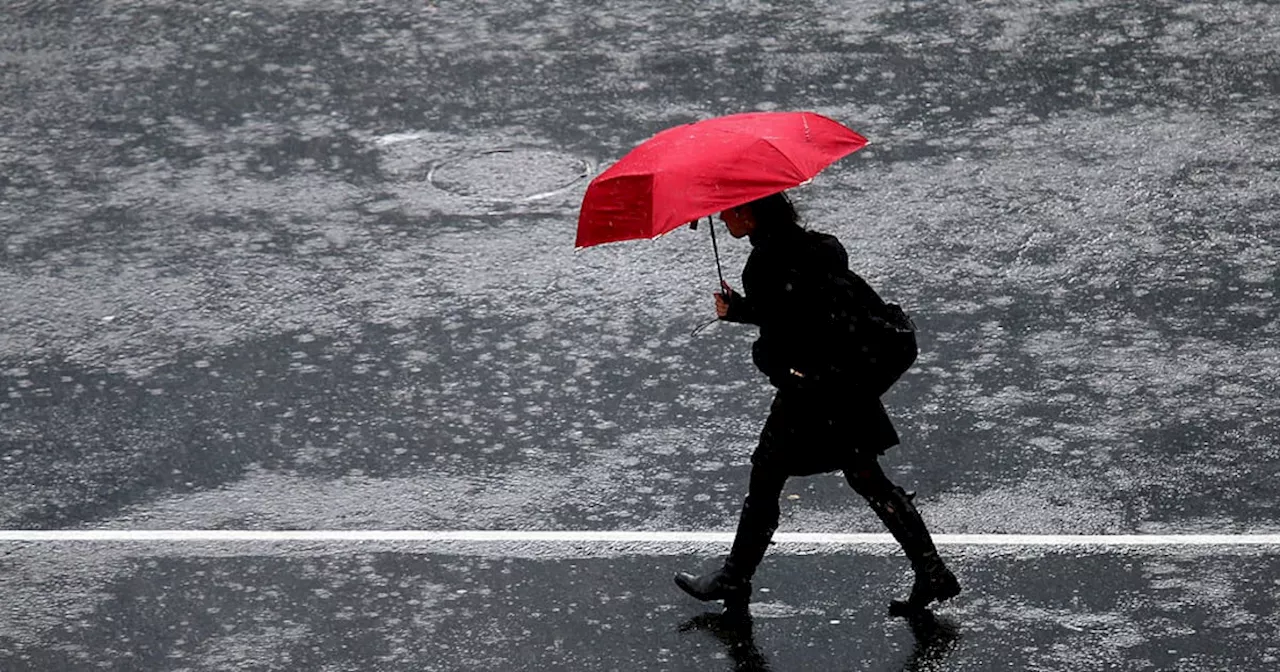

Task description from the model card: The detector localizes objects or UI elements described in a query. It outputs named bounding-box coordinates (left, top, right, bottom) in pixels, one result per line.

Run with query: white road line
left=1, top=530, right=1279, bottom=545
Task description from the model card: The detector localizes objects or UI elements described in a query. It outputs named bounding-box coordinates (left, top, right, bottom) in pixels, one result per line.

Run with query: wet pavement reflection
left=677, top=610, right=963, bottom=672
left=679, top=612, right=776, bottom=672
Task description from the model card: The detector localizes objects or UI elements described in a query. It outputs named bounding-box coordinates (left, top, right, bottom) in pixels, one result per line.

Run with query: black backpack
left=821, top=268, right=919, bottom=397
left=797, top=233, right=919, bottom=397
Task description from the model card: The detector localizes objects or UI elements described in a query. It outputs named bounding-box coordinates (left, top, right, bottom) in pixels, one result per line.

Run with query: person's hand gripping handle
left=714, top=281, right=736, bottom=319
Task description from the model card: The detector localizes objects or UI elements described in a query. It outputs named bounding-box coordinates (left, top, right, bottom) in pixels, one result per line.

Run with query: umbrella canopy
left=575, top=111, right=867, bottom=248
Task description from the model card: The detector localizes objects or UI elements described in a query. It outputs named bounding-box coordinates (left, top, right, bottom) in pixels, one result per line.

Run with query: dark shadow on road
left=895, top=610, right=962, bottom=672
left=678, top=609, right=961, bottom=672
left=679, top=611, right=772, bottom=672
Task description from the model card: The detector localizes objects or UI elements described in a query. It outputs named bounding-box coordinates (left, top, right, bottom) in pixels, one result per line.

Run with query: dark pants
left=726, top=454, right=903, bottom=576
left=745, top=454, right=900, bottom=530
left=724, top=390, right=938, bottom=579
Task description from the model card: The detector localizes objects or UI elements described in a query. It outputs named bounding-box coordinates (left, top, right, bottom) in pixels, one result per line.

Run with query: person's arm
left=740, top=251, right=812, bottom=386
left=715, top=247, right=814, bottom=326
left=738, top=249, right=806, bottom=327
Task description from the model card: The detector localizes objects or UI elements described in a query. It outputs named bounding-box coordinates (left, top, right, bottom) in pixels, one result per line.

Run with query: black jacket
left=722, top=222, right=900, bottom=469
left=721, top=223, right=852, bottom=388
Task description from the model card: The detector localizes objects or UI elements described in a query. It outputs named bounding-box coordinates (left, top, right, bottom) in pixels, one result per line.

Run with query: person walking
left=674, top=191, right=960, bottom=614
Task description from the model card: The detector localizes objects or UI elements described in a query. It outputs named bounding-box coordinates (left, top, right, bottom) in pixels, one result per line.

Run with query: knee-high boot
left=868, top=486, right=961, bottom=610
left=675, top=496, right=778, bottom=611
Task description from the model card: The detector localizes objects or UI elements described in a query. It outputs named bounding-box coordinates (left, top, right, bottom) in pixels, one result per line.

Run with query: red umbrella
left=575, top=111, right=868, bottom=249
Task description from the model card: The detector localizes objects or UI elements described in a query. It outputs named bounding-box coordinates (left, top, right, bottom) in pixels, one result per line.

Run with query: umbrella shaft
left=709, top=216, right=726, bottom=290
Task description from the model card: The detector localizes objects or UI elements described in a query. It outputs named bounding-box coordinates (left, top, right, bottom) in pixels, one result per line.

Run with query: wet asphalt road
left=4, top=543, right=1280, bottom=671
left=2, top=0, right=1279, bottom=670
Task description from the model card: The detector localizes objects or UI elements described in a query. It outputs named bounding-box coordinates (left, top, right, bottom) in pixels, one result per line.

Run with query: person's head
left=719, top=191, right=799, bottom=239
left=719, top=203, right=756, bottom=238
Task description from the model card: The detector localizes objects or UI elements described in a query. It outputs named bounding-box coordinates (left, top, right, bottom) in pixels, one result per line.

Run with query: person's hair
left=746, top=191, right=800, bottom=232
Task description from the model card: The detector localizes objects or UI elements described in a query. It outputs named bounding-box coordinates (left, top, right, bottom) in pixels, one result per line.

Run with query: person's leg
left=675, top=462, right=788, bottom=611
left=726, top=464, right=788, bottom=576
left=843, top=456, right=960, bottom=611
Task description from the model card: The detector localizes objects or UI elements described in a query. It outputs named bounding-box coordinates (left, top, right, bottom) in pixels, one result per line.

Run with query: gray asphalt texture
left=2, top=0, right=1279, bottom=670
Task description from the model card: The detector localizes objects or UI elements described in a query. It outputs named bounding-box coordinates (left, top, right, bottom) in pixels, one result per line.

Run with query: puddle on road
left=428, top=147, right=592, bottom=202
left=374, top=131, right=596, bottom=213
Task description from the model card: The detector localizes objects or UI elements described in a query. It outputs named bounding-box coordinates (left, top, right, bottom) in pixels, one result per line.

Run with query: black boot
left=869, top=486, right=961, bottom=612
left=674, top=566, right=752, bottom=612
left=893, top=550, right=961, bottom=614
left=675, top=496, right=778, bottom=612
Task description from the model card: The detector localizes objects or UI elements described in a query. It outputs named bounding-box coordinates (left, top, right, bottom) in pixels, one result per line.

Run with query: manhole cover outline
left=426, top=147, right=594, bottom=203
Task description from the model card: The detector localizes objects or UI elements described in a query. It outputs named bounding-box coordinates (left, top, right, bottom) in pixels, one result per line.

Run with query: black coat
left=722, top=223, right=900, bottom=474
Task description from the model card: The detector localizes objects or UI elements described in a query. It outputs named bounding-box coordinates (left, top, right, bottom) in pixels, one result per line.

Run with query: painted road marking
left=2, top=530, right=1279, bottom=545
